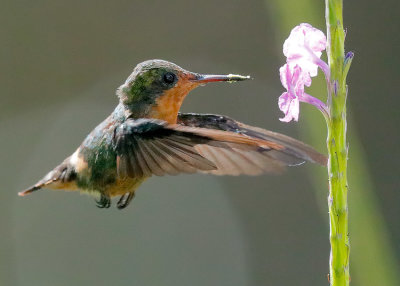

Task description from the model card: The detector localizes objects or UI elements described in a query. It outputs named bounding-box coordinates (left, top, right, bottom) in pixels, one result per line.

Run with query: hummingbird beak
left=192, top=73, right=252, bottom=83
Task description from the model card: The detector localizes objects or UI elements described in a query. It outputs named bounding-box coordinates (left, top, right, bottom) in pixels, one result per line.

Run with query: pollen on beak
left=192, top=73, right=252, bottom=83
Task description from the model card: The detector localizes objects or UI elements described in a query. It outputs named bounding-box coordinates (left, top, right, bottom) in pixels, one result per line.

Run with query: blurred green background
left=1, top=1, right=398, bottom=285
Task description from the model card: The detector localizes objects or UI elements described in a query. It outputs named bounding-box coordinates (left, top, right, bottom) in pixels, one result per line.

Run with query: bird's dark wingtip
left=314, top=153, right=328, bottom=167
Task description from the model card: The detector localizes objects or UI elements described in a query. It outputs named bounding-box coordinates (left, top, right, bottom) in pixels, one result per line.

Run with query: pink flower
left=283, top=23, right=329, bottom=78
left=277, top=23, right=330, bottom=123
left=279, top=64, right=327, bottom=122
left=279, top=91, right=300, bottom=122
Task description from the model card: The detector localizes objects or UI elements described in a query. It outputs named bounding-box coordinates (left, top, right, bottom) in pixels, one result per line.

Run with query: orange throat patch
left=148, top=76, right=198, bottom=124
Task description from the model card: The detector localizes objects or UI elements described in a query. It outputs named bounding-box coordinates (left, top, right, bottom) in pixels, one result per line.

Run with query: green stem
left=267, top=1, right=400, bottom=285
left=325, top=1, right=350, bottom=285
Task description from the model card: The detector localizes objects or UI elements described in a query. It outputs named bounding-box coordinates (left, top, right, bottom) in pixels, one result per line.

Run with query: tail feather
left=18, top=180, right=53, bottom=196
left=19, top=159, right=77, bottom=196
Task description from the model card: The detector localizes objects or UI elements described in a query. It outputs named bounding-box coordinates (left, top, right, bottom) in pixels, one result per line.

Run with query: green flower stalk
left=325, top=1, right=352, bottom=285
left=277, top=2, right=352, bottom=285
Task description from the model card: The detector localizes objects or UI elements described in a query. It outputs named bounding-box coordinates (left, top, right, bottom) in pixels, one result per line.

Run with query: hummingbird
left=19, top=59, right=326, bottom=209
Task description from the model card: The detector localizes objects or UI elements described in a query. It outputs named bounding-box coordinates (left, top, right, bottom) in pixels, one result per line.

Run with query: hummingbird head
left=117, top=59, right=250, bottom=123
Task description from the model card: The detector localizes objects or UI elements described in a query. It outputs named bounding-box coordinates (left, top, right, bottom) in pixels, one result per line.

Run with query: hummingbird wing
left=113, top=118, right=294, bottom=178
left=176, top=112, right=327, bottom=175
left=114, top=118, right=215, bottom=177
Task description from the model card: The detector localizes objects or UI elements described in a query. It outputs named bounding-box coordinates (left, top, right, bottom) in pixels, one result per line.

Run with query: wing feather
left=137, top=139, right=162, bottom=176
left=146, top=141, right=181, bottom=175
left=154, top=140, right=198, bottom=174
left=113, top=115, right=325, bottom=180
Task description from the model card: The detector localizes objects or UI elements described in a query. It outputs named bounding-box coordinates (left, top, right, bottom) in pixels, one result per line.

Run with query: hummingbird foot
left=96, top=194, right=111, bottom=209
left=117, top=192, right=135, bottom=210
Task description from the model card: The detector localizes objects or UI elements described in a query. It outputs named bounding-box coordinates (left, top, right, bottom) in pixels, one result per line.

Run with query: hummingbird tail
left=18, top=160, right=77, bottom=197
left=18, top=175, right=57, bottom=196
left=18, top=185, right=43, bottom=196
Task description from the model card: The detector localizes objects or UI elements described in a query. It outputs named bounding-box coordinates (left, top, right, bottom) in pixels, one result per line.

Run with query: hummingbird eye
left=163, top=72, right=176, bottom=85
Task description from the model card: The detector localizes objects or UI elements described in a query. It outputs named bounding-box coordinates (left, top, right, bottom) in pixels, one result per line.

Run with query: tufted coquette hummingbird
left=19, top=60, right=326, bottom=209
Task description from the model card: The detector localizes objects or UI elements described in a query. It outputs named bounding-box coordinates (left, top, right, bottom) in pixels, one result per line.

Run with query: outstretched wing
left=113, top=117, right=292, bottom=178
left=177, top=113, right=327, bottom=175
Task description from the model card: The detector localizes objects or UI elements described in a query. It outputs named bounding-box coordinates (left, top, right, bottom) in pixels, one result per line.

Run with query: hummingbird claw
left=117, top=192, right=135, bottom=210
left=96, top=194, right=111, bottom=209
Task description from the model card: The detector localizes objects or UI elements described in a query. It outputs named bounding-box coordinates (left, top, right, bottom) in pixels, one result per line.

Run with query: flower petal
left=279, top=65, right=289, bottom=89
left=283, top=23, right=327, bottom=78
left=278, top=92, right=299, bottom=122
